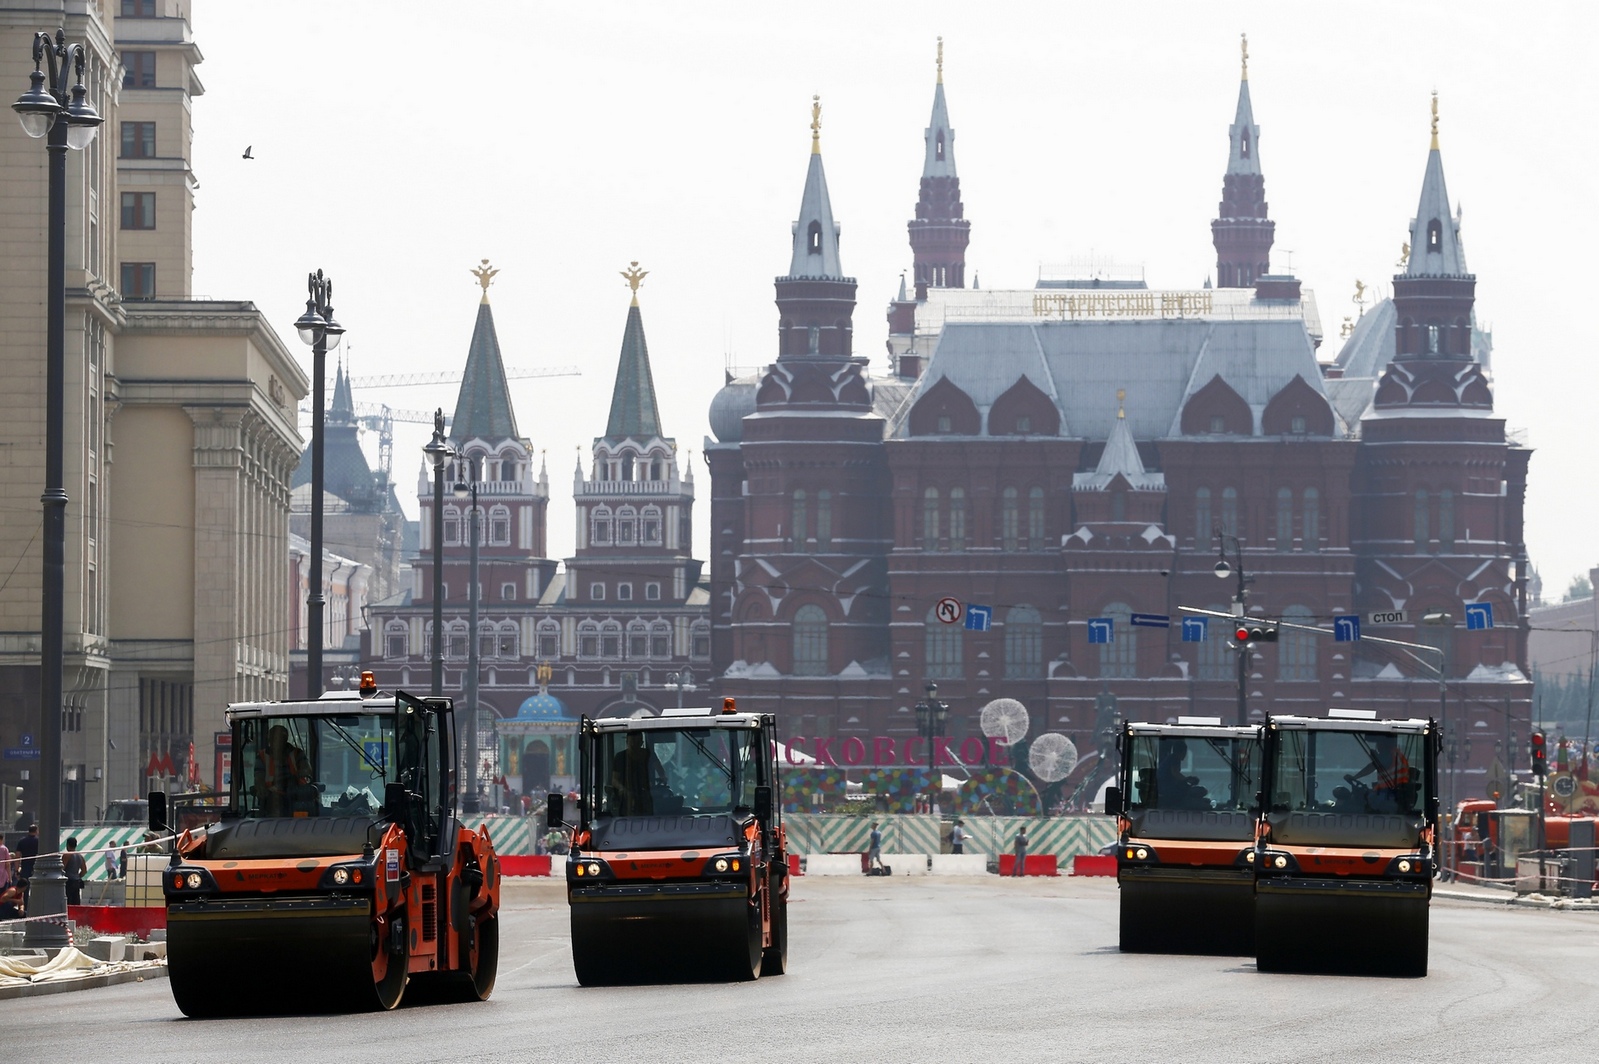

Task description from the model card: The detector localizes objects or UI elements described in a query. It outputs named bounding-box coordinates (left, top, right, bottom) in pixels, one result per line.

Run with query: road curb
left=0, top=963, right=168, bottom=1001
left=1434, top=889, right=1599, bottom=912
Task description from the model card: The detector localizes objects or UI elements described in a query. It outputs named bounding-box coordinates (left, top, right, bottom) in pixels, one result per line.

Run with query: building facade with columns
left=363, top=267, right=710, bottom=804
left=706, top=47, right=1531, bottom=806
left=0, top=0, right=306, bottom=820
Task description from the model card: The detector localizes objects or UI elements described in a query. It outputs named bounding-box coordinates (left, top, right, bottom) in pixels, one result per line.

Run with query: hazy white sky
left=189, top=2, right=1598, bottom=598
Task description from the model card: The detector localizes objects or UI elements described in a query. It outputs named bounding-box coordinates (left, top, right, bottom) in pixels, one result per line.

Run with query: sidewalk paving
left=0, top=947, right=168, bottom=1001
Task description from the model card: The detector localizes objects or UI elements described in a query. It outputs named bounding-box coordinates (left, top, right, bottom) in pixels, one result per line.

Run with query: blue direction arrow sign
left=964, top=604, right=993, bottom=632
left=1130, top=613, right=1171, bottom=629
left=1465, top=602, right=1495, bottom=630
left=1181, top=617, right=1208, bottom=643
left=1334, top=616, right=1361, bottom=643
left=1087, top=618, right=1113, bottom=644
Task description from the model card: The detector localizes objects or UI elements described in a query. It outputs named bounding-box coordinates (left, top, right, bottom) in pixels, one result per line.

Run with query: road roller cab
left=1108, top=719, right=1260, bottom=954
left=155, top=682, right=501, bottom=1016
left=1254, top=711, right=1439, bottom=977
left=552, top=698, right=789, bottom=985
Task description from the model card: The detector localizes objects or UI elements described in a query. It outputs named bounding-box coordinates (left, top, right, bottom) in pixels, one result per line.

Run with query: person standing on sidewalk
left=63, top=837, right=88, bottom=907
left=867, top=822, right=884, bottom=873
left=1011, top=826, right=1029, bottom=877
left=0, top=836, right=11, bottom=892
left=16, top=823, right=39, bottom=906
left=951, top=819, right=966, bottom=855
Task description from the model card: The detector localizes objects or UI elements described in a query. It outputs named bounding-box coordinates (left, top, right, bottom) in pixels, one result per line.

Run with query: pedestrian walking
left=867, top=821, right=884, bottom=873
left=102, top=841, right=119, bottom=881
left=951, top=819, right=965, bottom=856
left=0, top=835, right=11, bottom=892
left=1011, top=825, right=1028, bottom=877
left=63, top=836, right=87, bottom=907
left=16, top=823, right=39, bottom=906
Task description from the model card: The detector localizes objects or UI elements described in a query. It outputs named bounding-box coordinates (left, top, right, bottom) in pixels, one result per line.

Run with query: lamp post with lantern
left=914, top=681, right=948, bottom=814
left=453, top=456, right=481, bottom=812
left=1212, top=529, right=1252, bottom=726
left=12, top=29, right=102, bottom=950
left=423, top=411, right=455, bottom=697
left=292, top=270, right=343, bottom=698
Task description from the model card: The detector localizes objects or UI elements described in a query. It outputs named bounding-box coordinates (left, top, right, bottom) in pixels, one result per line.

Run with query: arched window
left=1221, top=487, right=1240, bottom=537
left=489, top=505, right=511, bottom=546
left=384, top=621, right=408, bottom=660
left=1001, top=487, right=1019, bottom=551
left=1241, top=129, right=1251, bottom=159
left=924, top=606, right=962, bottom=680
left=641, top=506, right=662, bottom=546
left=936, top=130, right=946, bottom=162
left=1276, top=487, right=1294, bottom=552
left=1111, top=488, right=1126, bottom=522
left=447, top=621, right=469, bottom=660
left=1005, top=606, right=1043, bottom=679
left=616, top=506, right=637, bottom=546
left=1279, top=605, right=1317, bottom=681
left=816, top=490, right=832, bottom=551
left=650, top=621, right=671, bottom=659
left=793, top=605, right=828, bottom=676
left=1098, top=602, right=1137, bottom=679
left=478, top=621, right=497, bottom=659
left=627, top=621, right=649, bottom=660
left=578, top=622, right=599, bottom=658
left=922, top=487, right=940, bottom=551
left=443, top=505, right=460, bottom=547
left=1438, top=490, right=1455, bottom=553
left=807, top=221, right=822, bottom=256
left=600, top=621, right=622, bottom=659
left=949, top=487, right=967, bottom=550
left=499, top=455, right=518, bottom=482
left=1427, top=218, right=1442, bottom=253
left=1414, top=490, right=1429, bottom=549
left=690, top=620, right=711, bottom=660
left=1028, top=488, right=1045, bottom=551
left=1195, top=488, right=1212, bottom=546
left=791, top=490, right=807, bottom=552
left=537, top=621, right=560, bottom=660
left=621, top=452, right=635, bottom=481
left=1196, top=604, right=1231, bottom=680
left=1303, top=488, right=1320, bottom=553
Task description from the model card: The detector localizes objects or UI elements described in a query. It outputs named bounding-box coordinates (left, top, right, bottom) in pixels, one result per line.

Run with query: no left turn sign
left=935, top=597, right=962, bottom=625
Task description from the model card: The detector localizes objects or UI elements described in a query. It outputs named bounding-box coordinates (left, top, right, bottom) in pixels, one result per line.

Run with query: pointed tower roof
left=787, top=96, right=845, bottom=280
left=329, top=356, right=355, bottom=425
left=1073, top=392, right=1165, bottom=491
left=923, top=37, right=957, bottom=179
left=450, top=260, right=521, bottom=444
left=605, top=263, right=663, bottom=440
left=1226, top=34, right=1261, bottom=176
left=1405, top=93, right=1469, bottom=278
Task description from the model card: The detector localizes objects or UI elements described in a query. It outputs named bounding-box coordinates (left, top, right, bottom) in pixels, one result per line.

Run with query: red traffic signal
left=1234, top=624, right=1280, bottom=644
left=1531, top=730, right=1548, bottom=778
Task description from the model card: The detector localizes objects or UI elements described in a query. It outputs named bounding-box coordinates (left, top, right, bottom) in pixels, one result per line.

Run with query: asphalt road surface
left=3, top=876, right=1596, bottom=1063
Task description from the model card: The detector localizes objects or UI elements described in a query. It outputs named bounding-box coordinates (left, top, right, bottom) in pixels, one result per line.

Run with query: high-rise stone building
left=707, top=46, right=1531, bottom=804
left=0, top=0, right=307, bottom=818
left=363, top=266, right=708, bottom=802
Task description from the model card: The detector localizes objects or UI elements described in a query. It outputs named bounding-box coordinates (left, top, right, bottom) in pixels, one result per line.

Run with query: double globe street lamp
left=13, top=29, right=102, bottom=950
left=453, top=458, right=482, bottom=812
left=423, top=413, right=455, bottom=697
left=292, top=271, right=343, bottom=699
left=914, top=682, right=948, bottom=812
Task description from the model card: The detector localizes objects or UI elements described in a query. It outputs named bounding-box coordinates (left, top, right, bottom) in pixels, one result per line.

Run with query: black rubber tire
left=760, top=888, right=788, bottom=976
left=726, top=900, right=762, bottom=982
left=442, top=914, right=498, bottom=1001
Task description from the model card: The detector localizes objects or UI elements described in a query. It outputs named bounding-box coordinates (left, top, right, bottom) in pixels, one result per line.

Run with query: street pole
left=1214, top=530, right=1249, bottom=726
left=424, top=412, right=454, bottom=697
left=13, top=30, right=102, bottom=950
left=456, top=462, right=481, bottom=813
left=293, top=272, right=342, bottom=700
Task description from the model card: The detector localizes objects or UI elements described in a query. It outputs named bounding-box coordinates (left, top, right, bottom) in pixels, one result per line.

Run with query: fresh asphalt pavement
left=3, top=874, right=1596, bottom=1063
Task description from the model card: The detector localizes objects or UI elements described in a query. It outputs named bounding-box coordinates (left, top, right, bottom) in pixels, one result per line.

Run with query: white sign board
left=1366, top=609, right=1409, bottom=626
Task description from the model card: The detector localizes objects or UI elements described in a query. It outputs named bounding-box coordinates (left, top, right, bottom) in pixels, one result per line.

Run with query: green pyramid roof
left=450, top=300, right=520, bottom=444
left=605, top=302, right=662, bottom=440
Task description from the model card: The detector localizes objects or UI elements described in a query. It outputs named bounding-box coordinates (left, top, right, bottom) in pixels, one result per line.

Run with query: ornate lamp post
left=13, top=29, right=102, bottom=950
left=292, top=270, right=343, bottom=698
left=453, top=457, right=481, bottom=812
left=423, top=412, right=455, bottom=696
left=914, top=681, right=948, bottom=812
left=666, top=669, right=696, bottom=710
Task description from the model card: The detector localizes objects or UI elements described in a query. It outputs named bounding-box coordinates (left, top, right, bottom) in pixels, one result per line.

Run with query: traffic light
left=1530, top=731, right=1548, bottom=778
left=1233, top=623, right=1280, bottom=645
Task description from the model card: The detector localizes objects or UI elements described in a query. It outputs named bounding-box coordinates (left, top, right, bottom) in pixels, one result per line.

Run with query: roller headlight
left=714, top=858, right=729, bottom=872
left=1273, top=855, right=1288, bottom=869
left=702, top=853, right=745, bottom=877
left=332, top=868, right=350, bottom=885
left=1135, top=847, right=1149, bottom=861
left=1245, top=850, right=1256, bottom=864
left=1398, top=859, right=1412, bottom=873
left=318, top=861, right=375, bottom=890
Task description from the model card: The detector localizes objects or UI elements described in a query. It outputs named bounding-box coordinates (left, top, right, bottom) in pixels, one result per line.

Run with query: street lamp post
left=1213, top=530, right=1251, bottom=726
left=13, top=29, right=102, bottom=950
left=292, top=270, right=343, bottom=699
left=914, top=681, right=948, bottom=815
left=453, top=458, right=481, bottom=813
left=667, top=670, right=696, bottom=709
left=423, top=412, right=455, bottom=697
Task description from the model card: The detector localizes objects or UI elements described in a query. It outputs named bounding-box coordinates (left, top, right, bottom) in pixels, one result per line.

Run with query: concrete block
left=930, top=854, right=991, bottom=875
left=133, top=941, right=166, bottom=961
left=80, top=936, right=126, bottom=963
left=880, top=853, right=931, bottom=876
left=804, top=854, right=865, bottom=876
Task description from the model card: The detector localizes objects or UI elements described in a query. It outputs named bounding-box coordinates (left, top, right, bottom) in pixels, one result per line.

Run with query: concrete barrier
left=930, top=854, right=990, bottom=875
left=805, top=854, right=866, bottom=876
left=1072, top=854, right=1117, bottom=877
left=998, top=854, right=1059, bottom=877
left=880, top=853, right=930, bottom=876
left=500, top=854, right=554, bottom=877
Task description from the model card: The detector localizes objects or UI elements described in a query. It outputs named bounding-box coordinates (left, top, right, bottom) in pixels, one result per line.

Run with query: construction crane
left=334, top=366, right=582, bottom=389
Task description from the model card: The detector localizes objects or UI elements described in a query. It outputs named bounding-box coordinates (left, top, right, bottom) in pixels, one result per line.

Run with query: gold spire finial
left=1430, top=90, right=1439, bottom=149
left=810, top=95, right=821, bottom=154
left=1240, top=33, right=1248, bottom=80
left=937, top=37, right=944, bottom=84
left=1397, top=241, right=1410, bottom=268
left=620, top=261, right=648, bottom=306
left=471, top=259, right=498, bottom=304
left=1116, top=388, right=1126, bottom=419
